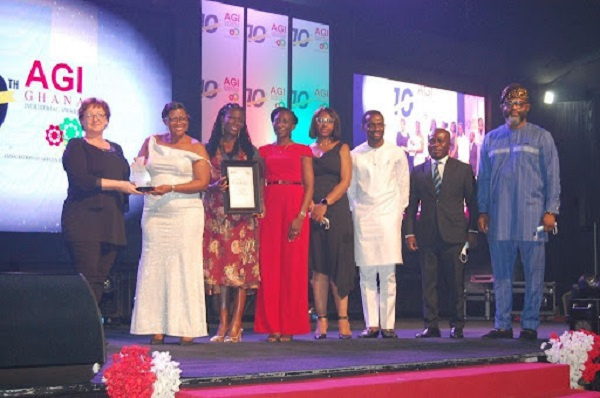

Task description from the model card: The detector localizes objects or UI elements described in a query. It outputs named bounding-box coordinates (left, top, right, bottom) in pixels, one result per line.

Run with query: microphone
left=459, top=241, right=469, bottom=264
left=533, top=223, right=558, bottom=237
left=533, top=225, right=545, bottom=236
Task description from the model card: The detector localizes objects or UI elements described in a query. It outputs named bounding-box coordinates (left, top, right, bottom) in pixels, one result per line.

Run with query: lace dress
left=130, top=136, right=208, bottom=338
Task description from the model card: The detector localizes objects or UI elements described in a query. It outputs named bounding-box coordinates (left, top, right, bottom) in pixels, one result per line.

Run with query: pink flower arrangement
left=542, top=329, right=600, bottom=388
left=102, top=345, right=181, bottom=398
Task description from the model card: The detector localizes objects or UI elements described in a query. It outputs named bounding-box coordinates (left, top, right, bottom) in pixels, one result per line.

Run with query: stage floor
left=100, top=318, right=566, bottom=384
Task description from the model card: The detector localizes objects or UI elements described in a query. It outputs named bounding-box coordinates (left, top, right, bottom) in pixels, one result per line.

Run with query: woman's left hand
left=288, top=216, right=304, bottom=241
left=150, top=185, right=173, bottom=196
left=310, top=203, right=327, bottom=223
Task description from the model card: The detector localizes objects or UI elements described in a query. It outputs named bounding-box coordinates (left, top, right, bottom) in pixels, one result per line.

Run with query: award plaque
left=222, top=160, right=262, bottom=214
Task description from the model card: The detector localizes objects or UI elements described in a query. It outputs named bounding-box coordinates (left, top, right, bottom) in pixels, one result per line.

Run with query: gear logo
left=45, top=125, right=63, bottom=146
left=61, top=117, right=83, bottom=140
left=45, top=117, right=82, bottom=147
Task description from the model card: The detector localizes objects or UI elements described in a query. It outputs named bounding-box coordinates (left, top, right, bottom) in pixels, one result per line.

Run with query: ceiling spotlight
left=544, top=91, right=555, bottom=104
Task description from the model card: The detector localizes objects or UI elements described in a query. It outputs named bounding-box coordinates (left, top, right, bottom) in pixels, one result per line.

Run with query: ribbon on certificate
left=0, top=90, right=15, bottom=104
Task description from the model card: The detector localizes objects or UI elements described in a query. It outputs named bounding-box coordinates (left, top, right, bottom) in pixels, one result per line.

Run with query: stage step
left=178, top=363, right=594, bottom=398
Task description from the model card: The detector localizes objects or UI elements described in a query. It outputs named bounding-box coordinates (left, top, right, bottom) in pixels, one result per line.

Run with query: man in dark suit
left=405, top=129, right=478, bottom=338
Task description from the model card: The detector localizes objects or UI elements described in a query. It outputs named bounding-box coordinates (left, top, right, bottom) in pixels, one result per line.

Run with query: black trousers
left=418, top=241, right=465, bottom=329
left=66, top=241, right=119, bottom=304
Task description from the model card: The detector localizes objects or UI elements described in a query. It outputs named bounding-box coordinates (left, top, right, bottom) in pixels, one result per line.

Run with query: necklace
left=275, top=141, right=292, bottom=153
left=318, top=138, right=332, bottom=148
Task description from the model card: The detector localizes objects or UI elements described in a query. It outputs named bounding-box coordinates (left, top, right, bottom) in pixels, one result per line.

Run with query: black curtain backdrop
left=535, top=98, right=600, bottom=301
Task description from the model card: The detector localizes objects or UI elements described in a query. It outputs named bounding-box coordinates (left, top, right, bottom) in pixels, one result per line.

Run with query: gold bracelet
left=299, top=210, right=306, bottom=218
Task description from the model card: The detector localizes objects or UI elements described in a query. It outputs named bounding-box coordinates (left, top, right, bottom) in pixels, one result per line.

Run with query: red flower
left=579, top=330, right=600, bottom=384
left=104, top=345, right=157, bottom=398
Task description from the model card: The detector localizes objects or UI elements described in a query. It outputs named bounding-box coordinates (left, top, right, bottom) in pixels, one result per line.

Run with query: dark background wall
left=2, top=0, right=599, bottom=316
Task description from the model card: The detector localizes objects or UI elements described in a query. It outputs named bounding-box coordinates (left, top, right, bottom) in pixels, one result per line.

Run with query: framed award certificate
left=222, top=160, right=262, bottom=214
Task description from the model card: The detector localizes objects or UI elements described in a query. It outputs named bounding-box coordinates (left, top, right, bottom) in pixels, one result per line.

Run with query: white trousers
left=359, top=264, right=397, bottom=330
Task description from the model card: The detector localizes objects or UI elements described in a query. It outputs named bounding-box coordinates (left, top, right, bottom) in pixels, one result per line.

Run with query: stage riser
left=177, top=363, right=574, bottom=398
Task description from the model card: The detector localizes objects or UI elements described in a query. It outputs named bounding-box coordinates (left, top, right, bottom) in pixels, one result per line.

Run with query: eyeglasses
left=316, top=117, right=334, bottom=124
left=504, top=100, right=528, bottom=108
left=84, top=114, right=107, bottom=120
left=166, top=116, right=189, bottom=123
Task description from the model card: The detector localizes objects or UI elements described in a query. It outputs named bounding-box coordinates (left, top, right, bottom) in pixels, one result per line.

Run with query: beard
left=504, top=110, right=528, bottom=127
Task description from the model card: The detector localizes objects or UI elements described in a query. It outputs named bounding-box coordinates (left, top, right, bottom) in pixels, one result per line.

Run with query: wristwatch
left=320, top=198, right=329, bottom=206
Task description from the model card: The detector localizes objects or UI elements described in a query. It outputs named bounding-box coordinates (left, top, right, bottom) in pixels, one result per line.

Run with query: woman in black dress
left=308, top=107, right=355, bottom=339
left=62, top=97, right=140, bottom=303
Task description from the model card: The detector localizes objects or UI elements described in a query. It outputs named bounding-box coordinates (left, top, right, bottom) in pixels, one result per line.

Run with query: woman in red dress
left=203, top=103, right=261, bottom=343
left=254, top=107, right=314, bottom=342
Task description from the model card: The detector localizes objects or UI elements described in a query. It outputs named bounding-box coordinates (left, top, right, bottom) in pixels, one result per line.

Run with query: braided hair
left=206, top=103, right=255, bottom=159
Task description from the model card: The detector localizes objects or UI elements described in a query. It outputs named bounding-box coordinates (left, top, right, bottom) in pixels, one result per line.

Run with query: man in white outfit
left=348, top=110, right=410, bottom=338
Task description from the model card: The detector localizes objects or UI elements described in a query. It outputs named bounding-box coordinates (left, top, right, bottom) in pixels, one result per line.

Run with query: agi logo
left=23, top=60, right=85, bottom=147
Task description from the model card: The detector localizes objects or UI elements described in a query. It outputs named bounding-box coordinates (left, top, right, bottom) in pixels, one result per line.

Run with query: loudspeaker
left=568, top=298, right=600, bottom=334
left=0, top=273, right=105, bottom=388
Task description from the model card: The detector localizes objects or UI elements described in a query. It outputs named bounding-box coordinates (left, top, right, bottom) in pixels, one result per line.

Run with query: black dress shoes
left=482, top=328, right=513, bottom=339
left=519, top=329, right=538, bottom=340
left=449, top=327, right=464, bottom=339
left=358, top=328, right=380, bottom=338
left=381, top=329, right=397, bottom=339
left=415, top=327, right=441, bottom=338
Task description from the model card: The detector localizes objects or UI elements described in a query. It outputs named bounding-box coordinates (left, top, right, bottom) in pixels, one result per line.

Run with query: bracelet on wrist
left=171, top=185, right=176, bottom=192
left=298, top=210, right=306, bottom=218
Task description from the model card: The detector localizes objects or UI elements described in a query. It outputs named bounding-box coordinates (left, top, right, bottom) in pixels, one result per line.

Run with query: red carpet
left=178, top=363, right=598, bottom=398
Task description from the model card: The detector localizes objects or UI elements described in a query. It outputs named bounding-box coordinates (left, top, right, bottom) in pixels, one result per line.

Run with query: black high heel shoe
left=338, top=316, right=352, bottom=339
left=314, top=315, right=327, bottom=339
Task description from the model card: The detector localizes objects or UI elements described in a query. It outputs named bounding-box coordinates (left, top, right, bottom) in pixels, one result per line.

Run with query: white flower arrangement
left=541, top=330, right=599, bottom=389
left=150, top=351, right=182, bottom=398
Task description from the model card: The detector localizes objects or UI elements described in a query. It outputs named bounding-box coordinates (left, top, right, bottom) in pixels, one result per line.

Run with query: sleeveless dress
left=254, top=143, right=312, bottom=335
left=309, top=142, right=355, bottom=298
left=130, top=136, right=208, bottom=338
left=203, top=147, right=261, bottom=292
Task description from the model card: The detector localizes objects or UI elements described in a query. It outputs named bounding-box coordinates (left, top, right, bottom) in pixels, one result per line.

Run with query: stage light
left=544, top=91, right=555, bottom=104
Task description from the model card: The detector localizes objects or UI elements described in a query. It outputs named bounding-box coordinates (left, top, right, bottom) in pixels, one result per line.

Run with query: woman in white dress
left=130, top=102, right=210, bottom=345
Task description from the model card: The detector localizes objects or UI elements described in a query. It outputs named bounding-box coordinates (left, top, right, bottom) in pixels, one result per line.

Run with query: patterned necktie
left=433, top=161, right=442, bottom=195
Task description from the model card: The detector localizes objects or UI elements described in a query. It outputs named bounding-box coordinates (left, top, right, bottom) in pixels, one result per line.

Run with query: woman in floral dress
left=203, top=103, right=261, bottom=343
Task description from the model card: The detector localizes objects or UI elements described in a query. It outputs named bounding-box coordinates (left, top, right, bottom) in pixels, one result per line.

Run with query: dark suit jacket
left=405, top=157, right=478, bottom=247
left=469, top=142, right=478, bottom=173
